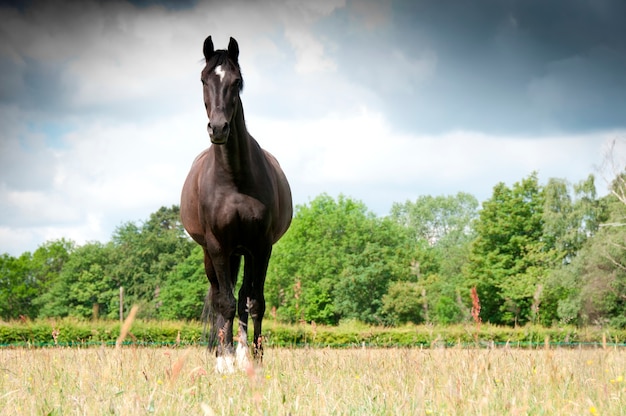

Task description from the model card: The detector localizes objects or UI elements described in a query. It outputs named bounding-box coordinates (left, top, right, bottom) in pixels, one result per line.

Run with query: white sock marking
left=236, top=342, right=250, bottom=371
left=215, top=354, right=235, bottom=374
left=214, top=65, right=226, bottom=82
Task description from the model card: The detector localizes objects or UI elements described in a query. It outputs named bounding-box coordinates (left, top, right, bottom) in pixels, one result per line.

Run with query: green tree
left=539, top=175, right=607, bottom=324
left=0, top=239, right=74, bottom=320
left=381, top=281, right=425, bottom=325
left=38, top=242, right=115, bottom=319
left=465, top=173, right=554, bottom=325
left=390, top=192, right=478, bottom=247
left=159, top=246, right=208, bottom=320
left=110, top=205, right=194, bottom=318
left=333, top=218, right=414, bottom=324
left=390, top=192, right=478, bottom=324
left=0, top=252, right=34, bottom=320
left=545, top=173, right=625, bottom=327
left=29, top=239, right=75, bottom=317
left=266, top=194, right=415, bottom=325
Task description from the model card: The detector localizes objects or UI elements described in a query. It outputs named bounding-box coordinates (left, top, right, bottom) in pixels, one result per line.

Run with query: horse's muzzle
left=208, top=122, right=230, bottom=144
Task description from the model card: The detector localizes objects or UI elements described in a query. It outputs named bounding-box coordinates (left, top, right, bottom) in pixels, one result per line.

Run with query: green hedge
left=263, top=321, right=626, bottom=348
left=1, top=318, right=625, bottom=348
left=0, top=318, right=204, bottom=347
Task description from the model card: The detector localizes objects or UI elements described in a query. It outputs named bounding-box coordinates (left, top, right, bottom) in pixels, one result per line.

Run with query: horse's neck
left=215, top=102, right=255, bottom=176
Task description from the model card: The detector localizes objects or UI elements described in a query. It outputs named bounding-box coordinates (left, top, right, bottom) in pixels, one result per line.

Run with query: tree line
left=1, top=169, right=625, bottom=328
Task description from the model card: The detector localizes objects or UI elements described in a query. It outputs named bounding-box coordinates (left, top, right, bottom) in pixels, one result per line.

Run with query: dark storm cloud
left=323, top=0, right=626, bottom=134
left=0, top=0, right=206, bottom=124
left=126, top=0, right=198, bottom=10
left=0, top=56, right=74, bottom=114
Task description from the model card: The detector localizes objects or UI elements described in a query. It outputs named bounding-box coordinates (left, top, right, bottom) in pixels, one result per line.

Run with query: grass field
left=1, top=345, right=624, bottom=415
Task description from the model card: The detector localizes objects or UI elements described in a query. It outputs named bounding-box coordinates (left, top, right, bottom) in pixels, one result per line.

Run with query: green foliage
left=540, top=173, right=621, bottom=327
left=2, top=163, right=626, bottom=331
left=0, top=252, right=35, bottom=320
left=390, top=192, right=479, bottom=247
left=381, top=281, right=424, bottom=325
left=0, top=239, right=74, bottom=319
left=546, top=192, right=626, bottom=327
left=466, top=173, right=553, bottom=324
left=37, top=241, right=115, bottom=319
left=0, top=318, right=203, bottom=346
left=30, top=206, right=195, bottom=320
left=3, top=318, right=624, bottom=348
left=266, top=194, right=415, bottom=325
left=158, top=246, right=208, bottom=320
left=390, top=192, right=478, bottom=324
left=108, top=205, right=195, bottom=318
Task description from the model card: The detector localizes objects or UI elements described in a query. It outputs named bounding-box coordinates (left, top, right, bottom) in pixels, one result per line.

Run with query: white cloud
left=249, top=109, right=620, bottom=213
left=279, top=0, right=345, bottom=73
left=1, top=94, right=621, bottom=256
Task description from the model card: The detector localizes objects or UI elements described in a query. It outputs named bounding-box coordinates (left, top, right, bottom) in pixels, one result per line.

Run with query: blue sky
left=1, top=0, right=625, bottom=256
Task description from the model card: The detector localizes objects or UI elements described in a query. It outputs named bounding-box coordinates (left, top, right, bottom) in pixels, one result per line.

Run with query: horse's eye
left=201, top=79, right=206, bottom=85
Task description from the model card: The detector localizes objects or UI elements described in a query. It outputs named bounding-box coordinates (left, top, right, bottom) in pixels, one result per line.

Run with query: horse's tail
left=201, top=286, right=218, bottom=352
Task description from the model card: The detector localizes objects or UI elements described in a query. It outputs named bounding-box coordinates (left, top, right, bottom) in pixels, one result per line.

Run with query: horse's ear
left=203, top=36, right=214, bottom=62
left=228, top=37, right=239, bottom=64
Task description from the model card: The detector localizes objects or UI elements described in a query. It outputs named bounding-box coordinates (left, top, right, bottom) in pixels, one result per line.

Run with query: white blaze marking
left=214, top=65, right=226, bottom=82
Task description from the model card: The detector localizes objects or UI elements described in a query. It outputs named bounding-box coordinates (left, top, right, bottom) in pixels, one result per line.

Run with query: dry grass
left=0, top=345, right=624, bottom=415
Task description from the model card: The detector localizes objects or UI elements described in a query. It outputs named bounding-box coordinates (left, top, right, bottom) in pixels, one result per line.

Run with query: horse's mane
left=207, top=50, right=239, bottom=70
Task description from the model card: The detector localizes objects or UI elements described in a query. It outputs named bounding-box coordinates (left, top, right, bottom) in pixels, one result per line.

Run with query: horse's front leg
left=250, top=293, right=266, bottom=361
left=206, top=249, right=237, bottom=374
left=235, top=287, right=252, bottom=370
left=248, top=247, right=271, bottom=363
left=211, top=289, right=236, bottom=373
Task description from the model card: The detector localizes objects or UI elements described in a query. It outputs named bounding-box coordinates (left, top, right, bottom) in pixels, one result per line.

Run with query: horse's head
left=201, top=36, right=244, bottom=144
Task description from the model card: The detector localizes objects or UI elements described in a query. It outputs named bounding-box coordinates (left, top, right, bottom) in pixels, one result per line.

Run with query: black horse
left=180, top=36, right=292, bottom=372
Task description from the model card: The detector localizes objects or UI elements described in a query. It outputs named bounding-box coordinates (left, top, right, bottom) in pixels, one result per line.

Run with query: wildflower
left=470, top=287, right=481, bottom=325
left=157, top=379, right=163, bottom=385
left=589, top=406, right=598, bottom=415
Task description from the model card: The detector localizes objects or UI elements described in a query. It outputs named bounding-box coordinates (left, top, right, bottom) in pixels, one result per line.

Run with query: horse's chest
left=230, top=193, right=268, bottom=223
left=203, top=190, right=270, bottom=235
